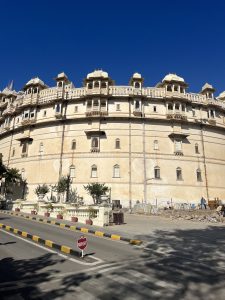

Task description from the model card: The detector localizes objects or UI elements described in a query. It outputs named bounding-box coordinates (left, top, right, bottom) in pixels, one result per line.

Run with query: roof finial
left=7, top=80, right=14, bottom=91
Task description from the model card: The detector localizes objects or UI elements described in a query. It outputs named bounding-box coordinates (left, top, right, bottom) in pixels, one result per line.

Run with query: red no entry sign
left=77, top=236, right=87, bottom=250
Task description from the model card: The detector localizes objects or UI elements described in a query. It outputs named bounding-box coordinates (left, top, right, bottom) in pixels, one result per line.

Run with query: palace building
left=0, top=70, right=225, bottom=206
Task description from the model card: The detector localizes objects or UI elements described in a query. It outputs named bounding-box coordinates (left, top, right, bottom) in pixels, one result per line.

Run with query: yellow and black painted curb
left=0, top=210, right=142, bottom=246
left=0, top=222, right=86, bottom=258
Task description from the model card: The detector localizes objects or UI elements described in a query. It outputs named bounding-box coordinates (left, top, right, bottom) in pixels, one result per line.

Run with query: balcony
left=2, top=105, right=15, bottom=116
left=166, top=112, right=187, bottom=121
left=21, top=119, right=36, bottom=126
left=208, top=118, right=216, bottom=125
left=86, top=88, right=108, bottom=96
left=3, top=126, right=10, bottom=131
left=91, top=147, right=100, bottom=152
left=21, top=153, right=28, bottom=158
left=85, top=109, right=108, bottom=117
left=55, top=112, right=63, bottom=119
left=174, top=150, right=184, bottom=156
left=133, top=110, right=142, bottom=117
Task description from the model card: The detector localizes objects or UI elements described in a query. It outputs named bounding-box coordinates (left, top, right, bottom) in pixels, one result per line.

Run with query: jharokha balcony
left=133, top=110, right=142, bottom=117
left=85, top=109, right=108, bottom=117
left=166, top=112, right=187, bottom=121
left=21, top=119, right=36, bottom=126
left=91, top=147, right=100, bottom=152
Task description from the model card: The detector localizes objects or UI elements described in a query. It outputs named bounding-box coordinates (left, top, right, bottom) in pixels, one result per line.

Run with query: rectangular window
left=154, top=140, right=159, bottom=150
left=153, top=106, right=157, bottom=112
left=30, top=110, right=35, bottom=118
left=116, top=104, right=120, bottom=111
left=197, top=171, right=202, bottom=182
left=24, top=110, right=29, bottom=119
left=70, top=167, right=75, bottom=178
left=176, top=169, right=182, bottom=180
left=21, top=142, right=28, bottom=157
left=154, top=168, right=160, bottom=179
left=43, top=110, right=47, bottom=117
left=113, top=166, right=120, bottom=178
left=75, top=106, right=78, bottom=112
left=91, top=167, right=97, bottom=178
left=174, top=140, right=182, bottom=152
left=12, top=148, right=15, bottom=157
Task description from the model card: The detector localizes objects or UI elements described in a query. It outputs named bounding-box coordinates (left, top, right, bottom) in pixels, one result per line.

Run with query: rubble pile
left=159, top=209, right=224, bottom=223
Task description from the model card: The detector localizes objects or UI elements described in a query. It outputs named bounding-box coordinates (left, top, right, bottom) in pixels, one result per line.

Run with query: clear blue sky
left=0, top=0, right=225, bottom=94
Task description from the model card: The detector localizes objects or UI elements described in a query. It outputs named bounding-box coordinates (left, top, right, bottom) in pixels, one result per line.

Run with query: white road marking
left=0, top=229, right=104, bottom=266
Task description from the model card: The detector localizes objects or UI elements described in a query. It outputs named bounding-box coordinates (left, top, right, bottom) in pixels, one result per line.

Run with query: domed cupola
left=217, top=91, right=225, bottom=101
left=200, top=83, right=215, bottom=99
left=160, top=73, right=188, bottom=93
left=54, top=72, right=70, bottom=88
left=129, top=72, right=144, bottom=89
left=85, top=69, right=113, bottom=89
left=23, top=77, right=48, bottom=94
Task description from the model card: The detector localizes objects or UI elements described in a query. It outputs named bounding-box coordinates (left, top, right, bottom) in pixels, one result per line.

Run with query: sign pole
left=77, top=235, right=87, bottom=258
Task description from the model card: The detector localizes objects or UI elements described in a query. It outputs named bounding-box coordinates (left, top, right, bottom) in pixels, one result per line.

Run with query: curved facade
left=0, top=70, right=225, bottom=206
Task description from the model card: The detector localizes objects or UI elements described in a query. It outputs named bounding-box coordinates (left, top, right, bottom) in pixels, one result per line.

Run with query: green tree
left=83, top=183, right=109, bottom=204
left=55, top=175, right=71, bottom=202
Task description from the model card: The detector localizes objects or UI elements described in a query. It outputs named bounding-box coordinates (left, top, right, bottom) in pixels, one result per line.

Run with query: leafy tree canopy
left=83, top=183, right=109, bottom=204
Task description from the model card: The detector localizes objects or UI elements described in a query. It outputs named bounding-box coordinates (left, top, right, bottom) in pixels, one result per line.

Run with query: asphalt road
left=1, top=212, right=225, bottom=299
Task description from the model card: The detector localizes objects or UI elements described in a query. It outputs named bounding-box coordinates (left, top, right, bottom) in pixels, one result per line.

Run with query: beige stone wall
left=0, top=85, right=225, bottom=207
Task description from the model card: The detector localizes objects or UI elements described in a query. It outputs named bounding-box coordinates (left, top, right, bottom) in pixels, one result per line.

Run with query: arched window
left=87, top=100, right=92, bottom=108
left=181, top=104, right=185, bottom=112
left=71, top=139, right=76, bottom=150
left=196, top=169, right=202, bottom=182
left=101, top=82, right=107, bottom=88
left=88, top=83, right=92, bottom=89
left=176, top=167, right=182, bottom=181
left=134, top=82, right=140, bottom=89
left=70, top=165, right=75, bottom=178
left=195, top=143, right=199, bottom=154
left=113, top=164, right=120, bottom=178
left=55, top=103, right=61, bottom=113
left=33, top=88, right=38, bottom=94
left=101, top=100, right=106, bottom=108
left=154, top=140, right=159, bottom=150
left=154, top=166, right=160, bottom=179
left=174, top=85, right=178, bottom=92
left=168, top=103, right=173, bottom=111
left=167, top=85, right=172, bottom=92
left=135, top=101, right=140, bottom=110
left=115, top=138, right=120, bottom=149
left=93, top=99, right=99, bottom=107
left=94, top=81, right=99, bottom=88
left=175, top=103, right=180, bottom=111
left=39, top=142, right=44, bottom=154
left=92, top=137, right=98, bottom=148
left=58, top=81, right=63, bottom=88
left=91, top=165, right=97, bottom=178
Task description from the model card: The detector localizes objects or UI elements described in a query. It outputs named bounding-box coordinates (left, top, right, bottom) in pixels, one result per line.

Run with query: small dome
left=56, top=72, right=68, bottom=79
left=25, top=77, right=45, bottom=86
left=162, top=73, right=185, bottom=83
left=218, top=91, right=225, bottom=100
left=87, top=70, right=108, bottom=79
left=1, top=87, right=17, bottom=96
left=201, top=83, right=214, bottom=91
left=132, top=72, right=142, bottom=79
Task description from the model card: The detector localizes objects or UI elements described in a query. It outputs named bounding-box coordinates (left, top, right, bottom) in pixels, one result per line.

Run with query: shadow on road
left=0, top=226, right=225, bottom=299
